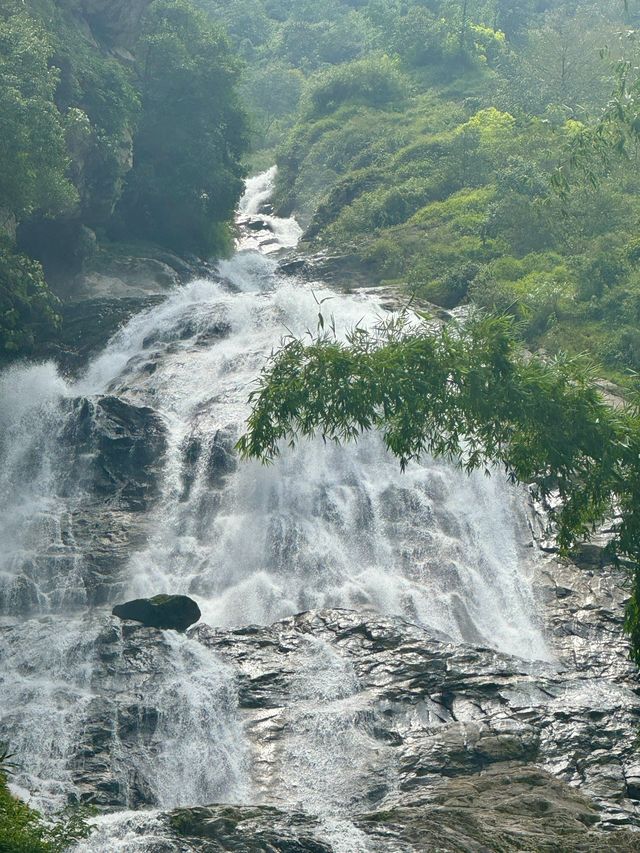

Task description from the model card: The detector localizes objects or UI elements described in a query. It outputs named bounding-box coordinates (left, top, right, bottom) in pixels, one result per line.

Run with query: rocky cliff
left=73, top=568, right=640, bottom=850
left=77, top=0, right=151, bottom=50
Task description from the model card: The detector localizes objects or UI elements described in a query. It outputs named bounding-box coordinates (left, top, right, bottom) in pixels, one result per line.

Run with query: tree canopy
left=0, top=9, right=75, bottom=221
left=115, top=0, right=249, bottom=255
left=0, top=0, right=249, bottom=359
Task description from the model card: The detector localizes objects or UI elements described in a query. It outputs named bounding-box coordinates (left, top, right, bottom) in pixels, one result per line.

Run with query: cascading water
left=0, top=168, right=550, bottom=849
left=237, top=166, right=303, bottom=252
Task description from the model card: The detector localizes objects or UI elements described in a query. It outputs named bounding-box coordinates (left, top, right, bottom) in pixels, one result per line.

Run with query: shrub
left=601, top=327, right=640, bottom=372
left=0, top=9, right=76, bottom=221
left=0, top=768, right=94, bottom=852
left=305, top=55, right=408, bottom=117
left=418, top=262, right=481, bottom=309
left=0, top=244, right=60, bottom=357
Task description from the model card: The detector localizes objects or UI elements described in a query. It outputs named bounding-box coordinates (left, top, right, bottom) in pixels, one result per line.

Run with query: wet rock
left=42, top=572, right=640, bottom=839
left=206, top=429, right=238, bottom=487
left=35, top=296, right=165, bottom=371
left=65, top=395, right=168, bottom=512
left=0, top=396, right=167, bottom=613
left=625, top=764, right=640, bottom=801
left=278, top=257, right=312, bottom=277
left=179, top=436, right=204, bottom=503
left=246, top=219, right=274, bottom=232
left=356, top=767, right=640, bottom=852
left=570, top=542, right=617, bottom=569
left=72, top=256, right=180, bottom=300
left=257, top=237, right=281, bottom=250
left=168, top=805, right=334, bottom=851
left=112, top=594, right=201, bottom=632
left=177, top=428, right=237, bottom=520
left=141, top=316, right=230, bottom=350
left=157, top=770, right=640, bottom=852
left=190, top=607, right=640, bottom=829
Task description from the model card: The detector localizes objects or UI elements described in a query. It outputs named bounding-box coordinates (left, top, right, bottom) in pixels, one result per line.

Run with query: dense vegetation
left=113, top=1, right=248, bottom=255
left=0, top=0, right=248, bottom=359
left=202, top=0, right=640, bottom=383
left=4, top=0, right=639, bottom=372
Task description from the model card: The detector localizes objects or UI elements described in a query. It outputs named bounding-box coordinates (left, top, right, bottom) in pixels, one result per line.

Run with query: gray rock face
left=68, top=396, right=168, bottom=511
left=45, top=296, right=165, bottom=372
left=112, top=594, right=201, bottom=632
left=79, top=0, right=151, bottom=49
left=190, top=605, right=640, bottom=828
left=71, top=256, right=181, bottom=301
left=0, top=395, right=167, bottom=614
left=164, top=771, right=640, bottom=852
left=64, top=545, right=640, bottom=848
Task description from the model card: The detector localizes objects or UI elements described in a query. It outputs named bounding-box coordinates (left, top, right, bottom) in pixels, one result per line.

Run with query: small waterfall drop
left=0, top=169, right=549, bottom=844
left=236, top=166, right=303, bottom=250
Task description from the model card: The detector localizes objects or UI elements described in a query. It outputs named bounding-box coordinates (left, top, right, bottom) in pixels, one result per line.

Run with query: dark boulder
left=112, top=594, right=201, bottom=631
left=246, top=218, right=274, bottom=232
left=278, top=257, right=311, bottom=277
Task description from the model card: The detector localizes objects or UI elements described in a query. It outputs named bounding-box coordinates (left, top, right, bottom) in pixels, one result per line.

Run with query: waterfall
left=0, top=169, right=549, bottom=842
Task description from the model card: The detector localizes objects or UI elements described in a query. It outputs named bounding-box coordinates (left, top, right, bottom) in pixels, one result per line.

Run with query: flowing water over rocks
left=1, top=170, right=639, bottom=851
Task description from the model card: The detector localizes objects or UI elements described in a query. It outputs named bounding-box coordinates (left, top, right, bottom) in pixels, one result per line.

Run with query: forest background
left=2, top=0, right=640, bottom=384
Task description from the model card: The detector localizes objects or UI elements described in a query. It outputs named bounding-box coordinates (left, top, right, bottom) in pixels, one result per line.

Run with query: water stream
left=0, top=169, right=549, bottom=848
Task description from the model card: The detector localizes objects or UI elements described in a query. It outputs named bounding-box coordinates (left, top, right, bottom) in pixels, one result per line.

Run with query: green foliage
left=116, top=0, right=249, bottom=255
left=0, top=779, right=52, bottom=853
left=0, top=0, right=250, bottom=358
left=237, top=312, right=640, bottom=661
left=500, top=7, right=620, bottom=117
left=57, top=43, right=140, bottom=225
left=467, top=253, right=572, bottom=341
left=0, top=244, right=60, bottom=357
left=0, top=771, right=94, bottom=853
left=601, top=327, right=640, bottom=372
left=0, top=744, right=16, bottom=777
left=263, top=3, right=640, bottom=378
left=0, top=8, right=76, bottom=220
left=305, top=55, right=407, bottom=117
left=0, top=0, right=141, bottom=227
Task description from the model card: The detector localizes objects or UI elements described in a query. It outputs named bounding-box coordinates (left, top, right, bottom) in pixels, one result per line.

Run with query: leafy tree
left=0, top=9, right=76, bottom=221
left=563, top=43, right=640, bottom=169
left=305, top=55, right=408, bottom=117
left=55, top=43, right=140, bottom=226
left=238, top=62, right=305, bottom=151
left=504, top=9, right=617, bottom=117
left=0, top=243, right=60, bottom=358
left=490, top=0, right=537, bottom=41
left=200, top=0, right=274, bottom=50
left=115, top=0, right=249, bottom=255
left=238, top=313, right=640, bottom=661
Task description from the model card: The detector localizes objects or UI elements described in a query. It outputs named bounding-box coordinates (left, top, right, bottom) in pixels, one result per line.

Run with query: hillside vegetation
left=0, top=0, right=247, bottom=360
left=4, top=1, right=640, bottom=379
left=202, top=0, right=640, bottom=384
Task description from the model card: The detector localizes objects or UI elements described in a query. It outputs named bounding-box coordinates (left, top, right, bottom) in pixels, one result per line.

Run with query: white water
left=0, top=168, right=549, bottom=846
left=237, top=165, right=303, bottom=250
